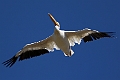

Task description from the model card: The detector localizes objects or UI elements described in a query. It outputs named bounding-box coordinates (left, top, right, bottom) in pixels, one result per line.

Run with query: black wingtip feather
left=83, top=32, right=115, bottom=43
left=2, top=56, right=18, bottom=68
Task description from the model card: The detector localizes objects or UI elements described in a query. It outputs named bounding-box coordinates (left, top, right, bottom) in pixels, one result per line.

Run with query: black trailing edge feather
left=2, top=49, right=49, bottom=67
left=83, top=32, right=115, bottom=43
left=19, top=49, right=49, bottom=61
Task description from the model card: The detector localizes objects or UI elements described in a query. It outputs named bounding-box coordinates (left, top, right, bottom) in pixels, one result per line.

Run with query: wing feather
left=2, top=35, right=57, bottom=67
left=65, top=28, right=115, bottom=46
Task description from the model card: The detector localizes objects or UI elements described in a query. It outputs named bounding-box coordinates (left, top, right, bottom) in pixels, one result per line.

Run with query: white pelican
left=2, top=13, right=115, bottom=67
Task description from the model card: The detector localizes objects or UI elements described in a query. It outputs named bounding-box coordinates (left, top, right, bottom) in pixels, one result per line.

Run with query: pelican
left=2, top=13, right=115, bottom=67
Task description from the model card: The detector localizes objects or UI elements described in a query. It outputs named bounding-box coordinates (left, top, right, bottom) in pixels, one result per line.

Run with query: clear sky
left=0, top=0, right=120, bottom=80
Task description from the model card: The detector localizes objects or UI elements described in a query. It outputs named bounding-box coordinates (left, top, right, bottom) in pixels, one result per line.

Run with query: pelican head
left=48, top=13, right=60, bottom=27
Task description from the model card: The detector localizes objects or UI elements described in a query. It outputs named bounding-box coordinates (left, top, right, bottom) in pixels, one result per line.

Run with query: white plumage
left=2, top=13, right=115, bottom=67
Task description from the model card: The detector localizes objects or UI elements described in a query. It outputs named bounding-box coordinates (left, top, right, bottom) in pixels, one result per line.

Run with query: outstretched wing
left=2, top=35, right=58, bottom=67
left=65, top=28, right=115, bottom=46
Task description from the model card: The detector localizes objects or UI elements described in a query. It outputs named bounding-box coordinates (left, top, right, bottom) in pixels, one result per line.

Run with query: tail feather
left=70, top=49, right=74, bottom=56
left=64, top=49, right=74, bottom=57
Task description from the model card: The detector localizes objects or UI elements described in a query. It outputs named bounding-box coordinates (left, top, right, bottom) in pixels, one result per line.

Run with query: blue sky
left=0, top=0, right=120, bottom=80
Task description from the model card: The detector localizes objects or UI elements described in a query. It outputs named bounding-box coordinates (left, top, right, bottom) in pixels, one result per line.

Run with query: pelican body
left=2, top=13, right=115, bottom=67
left=54, top=26, right=73, bottom=56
